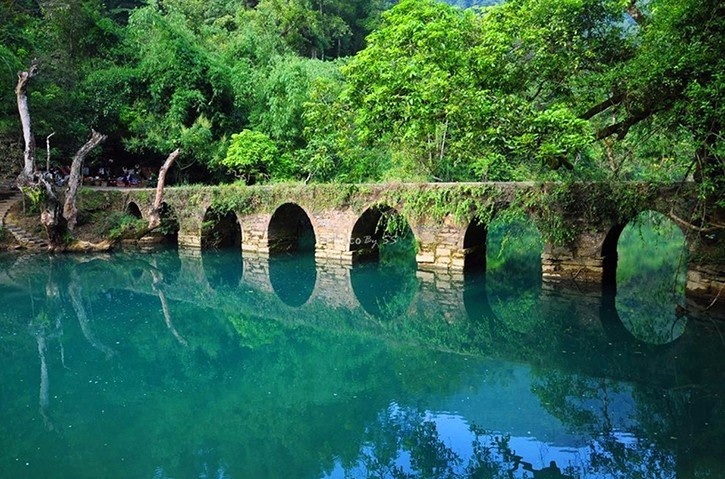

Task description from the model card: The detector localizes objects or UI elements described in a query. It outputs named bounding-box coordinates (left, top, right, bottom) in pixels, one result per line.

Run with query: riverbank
left=0, top=187, right=131, bottom=252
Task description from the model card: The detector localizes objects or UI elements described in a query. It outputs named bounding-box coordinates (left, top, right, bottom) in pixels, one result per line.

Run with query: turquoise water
left=0, top=224, right=723, bottom=478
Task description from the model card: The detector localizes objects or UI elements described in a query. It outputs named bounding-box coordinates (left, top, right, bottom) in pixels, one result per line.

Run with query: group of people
left=93, top=162, right=154, bottom=187
left=45, top=161, right=156, bottom=188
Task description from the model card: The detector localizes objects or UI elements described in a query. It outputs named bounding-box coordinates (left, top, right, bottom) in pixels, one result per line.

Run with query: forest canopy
left=1, top=0, right=722, bottom=196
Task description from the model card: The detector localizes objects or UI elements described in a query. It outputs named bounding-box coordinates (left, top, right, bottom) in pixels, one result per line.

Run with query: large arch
left=349, top=204, right=415, bottom=264
left=601, top=210, right=689, bottom=345
left=267, top=203, right=316, bottom=255
left=201, top=208, right=242, bottom=250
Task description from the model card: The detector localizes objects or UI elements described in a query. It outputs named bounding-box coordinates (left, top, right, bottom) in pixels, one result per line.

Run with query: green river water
left=0, top=217, right=723, bottom=479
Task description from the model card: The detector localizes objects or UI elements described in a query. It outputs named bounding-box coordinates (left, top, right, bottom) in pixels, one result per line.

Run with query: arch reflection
left=484, top=216, right=544, bottom=335
left=350, top=261, right=417, bottom=319
left=269, top=254, right=317, bottom=307
left=603, top=210, right=688, bottom=345
left=202, top=249, right=243, bottom=290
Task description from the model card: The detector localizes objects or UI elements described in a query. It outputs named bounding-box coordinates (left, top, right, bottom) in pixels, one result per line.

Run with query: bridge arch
left=601, top=210, right=689, bottom=345
left=462, top=218, right=487, bottom=272
left=267, top=203, right=316, bottom=255
left=156, top=201, right=180, bottom=244
left=126, top=201, right=143, bottom=220
left=201, top=207, right=242, bottom=250
left=349, top=204, right=416, bottom=263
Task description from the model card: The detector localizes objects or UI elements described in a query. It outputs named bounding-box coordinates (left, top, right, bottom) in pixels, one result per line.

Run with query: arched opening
left=484, top=215, right=544, bottom=335
left=156, top=202, right=179, bottom=245
left=267, top=203, right=316, bottom=307
left=350, top=205, right=417, bottom=318
left=349, top=205, right=416, bottom=265
left=604, top=210, right=688, bottom=345
left=126, top=202, right=142, bottom=219
left=463, top=218, right=487, bottom=272
left=201, top=209, right=242, bottom=250
left=267, top=203, right=316, bottom=254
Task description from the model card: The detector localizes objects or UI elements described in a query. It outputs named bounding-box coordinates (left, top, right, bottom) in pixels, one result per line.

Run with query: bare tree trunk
left=37, top=173, right=68, bottom=248
left=148, top=148, right=180, bottom=230
left=16, top=60, right=39, bottom=183
left=64, top=130, right=106, bottom=231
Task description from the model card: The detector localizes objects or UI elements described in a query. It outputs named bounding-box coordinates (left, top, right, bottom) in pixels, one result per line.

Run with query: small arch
left=267, top=203, right=316, bottom=255
left=349, top=205, right=415, bottom=264
left=126, top=202, right=143, bottom=219
left=201, top=208, right=242, bottom=250
left=463, top=218, right=487, bottom=272
left=604, top=210, right=689, bottom=345
left=157, top=202, right=180, bottom=244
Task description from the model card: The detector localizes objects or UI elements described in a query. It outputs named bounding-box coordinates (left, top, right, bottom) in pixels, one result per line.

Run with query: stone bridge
left=109, top=181, right=723, bottom=306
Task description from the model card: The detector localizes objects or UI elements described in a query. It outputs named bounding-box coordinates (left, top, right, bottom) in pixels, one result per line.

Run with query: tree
left=220, top=129, right=280, bottom=183
left=14, top=60, right=108, bottom=249
left=340, top=0, right=594, bottom=181
left=87, top=4, right=235, bottom=176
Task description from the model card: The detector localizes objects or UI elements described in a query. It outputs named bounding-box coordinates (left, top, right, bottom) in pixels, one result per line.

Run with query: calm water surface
left=0, top=221, right=723, bottom=479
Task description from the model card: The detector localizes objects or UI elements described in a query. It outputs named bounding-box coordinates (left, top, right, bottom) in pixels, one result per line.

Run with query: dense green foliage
left=1, top=0, right=722, bottom=207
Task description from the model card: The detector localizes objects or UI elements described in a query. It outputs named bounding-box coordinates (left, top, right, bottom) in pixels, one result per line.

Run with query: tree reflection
left=613, top=211, right=688, bottom=345
left=1, top=250, right=724, bottom=478
left=484, top=216, right=544, bottom=335
left=346, top=406, right=584, bottom=479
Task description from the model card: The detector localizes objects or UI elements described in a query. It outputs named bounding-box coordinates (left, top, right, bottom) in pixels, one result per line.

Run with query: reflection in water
left=269, top=252, right=317, bottom=307
left=202, top=248, right=243, bottom=289
left=350, top=261, right=417, bottom=319
left=0, top=249, right=723, bottom=479
left=615, top=211, right=688, bottom=344
left=350, top=231, right=417, bottom=319
left=485, top=217, right=544, bottom=334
